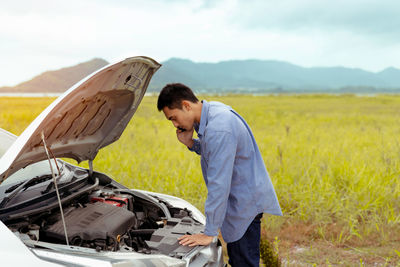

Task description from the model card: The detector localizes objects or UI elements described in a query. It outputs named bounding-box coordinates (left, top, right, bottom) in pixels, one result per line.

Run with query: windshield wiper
left=0, top=175, right=53, bottom=209
left=41, top=161, right=64, bottom=194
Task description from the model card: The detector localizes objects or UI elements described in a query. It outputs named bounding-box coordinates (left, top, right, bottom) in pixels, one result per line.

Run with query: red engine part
left=90, top=196, right=129, bottom=209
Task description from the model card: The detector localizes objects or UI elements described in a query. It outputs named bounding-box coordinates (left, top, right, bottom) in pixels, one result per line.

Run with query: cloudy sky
left=1, top=0, right=399, bottom=86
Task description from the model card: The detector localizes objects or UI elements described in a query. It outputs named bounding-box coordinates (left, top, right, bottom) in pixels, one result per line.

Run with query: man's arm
left=179, top=130, right=236, bottom=246
left=203, top=131, right=236, bottom=236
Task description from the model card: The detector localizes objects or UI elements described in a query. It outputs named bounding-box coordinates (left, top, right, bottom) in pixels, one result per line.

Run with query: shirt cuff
left=204, top=226, right=219, bottom=237
left=188, top=138, right=201, bottom=155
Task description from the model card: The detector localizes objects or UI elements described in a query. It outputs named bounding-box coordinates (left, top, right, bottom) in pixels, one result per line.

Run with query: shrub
left=260, top=238, right=281, bottom=267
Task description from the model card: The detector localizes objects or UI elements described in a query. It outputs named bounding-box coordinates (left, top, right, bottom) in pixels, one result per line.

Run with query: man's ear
left=182, top=100, right=192, bottom=111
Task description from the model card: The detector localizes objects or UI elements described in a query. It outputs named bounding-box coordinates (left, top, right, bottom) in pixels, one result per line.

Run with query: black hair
left=157, top=83, right=199, bottom=111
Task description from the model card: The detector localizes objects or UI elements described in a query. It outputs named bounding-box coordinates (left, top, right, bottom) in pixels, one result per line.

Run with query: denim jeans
left=227, top=213, right=263, bottom=267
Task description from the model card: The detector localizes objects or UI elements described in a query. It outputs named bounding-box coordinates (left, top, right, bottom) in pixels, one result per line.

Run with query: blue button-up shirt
left=189, top=100, right=282, bottom=243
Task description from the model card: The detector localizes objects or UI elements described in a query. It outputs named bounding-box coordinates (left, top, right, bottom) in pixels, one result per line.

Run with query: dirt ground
left=262, top=222, right=400, bottom=266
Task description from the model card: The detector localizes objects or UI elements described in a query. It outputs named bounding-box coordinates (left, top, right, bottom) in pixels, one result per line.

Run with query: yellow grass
left=1, top=95, right=400, bottom=265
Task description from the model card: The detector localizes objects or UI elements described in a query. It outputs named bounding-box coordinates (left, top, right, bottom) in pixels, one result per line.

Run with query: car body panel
left=0, top=220, right=60, bottom=266
left=0, top=128, right=16, bottom=158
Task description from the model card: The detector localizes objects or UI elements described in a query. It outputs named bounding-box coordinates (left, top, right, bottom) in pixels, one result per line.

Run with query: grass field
left=1, top=95, right=400, bottom=266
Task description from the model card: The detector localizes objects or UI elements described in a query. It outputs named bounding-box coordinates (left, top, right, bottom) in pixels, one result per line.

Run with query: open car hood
left=0, top=56, right=161, bottom=183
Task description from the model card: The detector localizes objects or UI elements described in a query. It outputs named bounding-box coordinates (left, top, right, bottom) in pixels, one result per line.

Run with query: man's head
left=157, top=83, right=199, bottom=111
left=157, top=83, right=201, bottom=132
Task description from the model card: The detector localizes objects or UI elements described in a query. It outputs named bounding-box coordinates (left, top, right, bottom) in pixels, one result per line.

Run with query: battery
left=90, top=195, right=130, bottom=209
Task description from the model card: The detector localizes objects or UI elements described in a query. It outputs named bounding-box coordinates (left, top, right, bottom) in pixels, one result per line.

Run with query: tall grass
left=1, top=95, right=400, bottom=246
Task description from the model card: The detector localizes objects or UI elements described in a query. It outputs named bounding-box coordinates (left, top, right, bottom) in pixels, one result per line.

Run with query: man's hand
left=176, top=127, right=194, bottom=148
left=178, top=233, right=214, bottom=247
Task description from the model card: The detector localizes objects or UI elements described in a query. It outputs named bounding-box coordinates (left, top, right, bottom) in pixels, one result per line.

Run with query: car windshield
left=0, top=128, right=59, bottom=186
left=1, top=160, right=59, bottom=186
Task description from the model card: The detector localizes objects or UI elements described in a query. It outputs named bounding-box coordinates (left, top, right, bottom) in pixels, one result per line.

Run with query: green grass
left=1, top=94, right=400, bottom=265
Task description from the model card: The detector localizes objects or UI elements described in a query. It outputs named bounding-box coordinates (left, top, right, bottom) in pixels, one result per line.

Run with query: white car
left=0, top=56, right=225, bottom=266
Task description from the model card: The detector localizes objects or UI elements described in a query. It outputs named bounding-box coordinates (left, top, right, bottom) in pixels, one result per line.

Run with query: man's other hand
left=178, top=233, right=214, bottom=247
left=176, top=127, right=194, bottom=148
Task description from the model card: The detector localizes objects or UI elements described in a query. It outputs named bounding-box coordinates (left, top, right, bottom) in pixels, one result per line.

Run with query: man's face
left=162, top=102, right=195, bottom=131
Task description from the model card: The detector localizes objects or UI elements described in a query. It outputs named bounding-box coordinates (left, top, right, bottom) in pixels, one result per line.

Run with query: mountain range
left=1, top=58, right=400, bottom=93
left=0, top=58, right=109, bottom=93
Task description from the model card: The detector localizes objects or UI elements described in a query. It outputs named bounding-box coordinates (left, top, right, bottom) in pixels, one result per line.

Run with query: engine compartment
left=0, top=162, right=208, bottom=259
left=5, top=183, right=202, bottom=256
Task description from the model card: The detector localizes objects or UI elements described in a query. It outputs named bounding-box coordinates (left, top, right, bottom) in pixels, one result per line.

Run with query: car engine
left=44, top=201, right=136, bottom=250
left=5, top=185, right=204, bottom=256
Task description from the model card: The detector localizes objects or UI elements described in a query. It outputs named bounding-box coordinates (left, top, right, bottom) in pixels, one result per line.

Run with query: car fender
left=0, top=220, right=60, bottom=266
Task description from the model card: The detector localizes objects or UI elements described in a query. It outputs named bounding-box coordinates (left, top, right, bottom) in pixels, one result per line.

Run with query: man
left=157, top=83, right=282, bottom=266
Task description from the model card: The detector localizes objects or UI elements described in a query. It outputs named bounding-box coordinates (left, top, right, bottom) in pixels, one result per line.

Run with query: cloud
left=0, top=0, right=400, bottom=86
left=229, top=0, right=400, bottom=41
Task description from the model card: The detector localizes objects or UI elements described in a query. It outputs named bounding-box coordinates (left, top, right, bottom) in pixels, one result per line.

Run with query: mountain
left=0, top=58, right=109, bottom=93
left=148, top=58, right=400, bottom=93
left=2, top=57, right=400, bottom=94
left=376, top=67, right=400, bottom=87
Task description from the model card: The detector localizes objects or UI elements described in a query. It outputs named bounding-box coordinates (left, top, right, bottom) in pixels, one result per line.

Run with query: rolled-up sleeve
left=203, top=131, right=236, bottom=236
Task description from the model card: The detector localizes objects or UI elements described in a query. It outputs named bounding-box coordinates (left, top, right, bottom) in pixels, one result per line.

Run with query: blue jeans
left=227, top=213, right=263, bottom=267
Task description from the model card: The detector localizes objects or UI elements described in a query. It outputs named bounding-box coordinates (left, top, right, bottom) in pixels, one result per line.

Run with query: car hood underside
left=0, top=56, right=161, bottom=183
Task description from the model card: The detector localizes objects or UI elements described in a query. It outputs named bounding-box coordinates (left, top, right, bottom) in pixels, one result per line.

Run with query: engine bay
left=3, top=177, right=205, bottom=257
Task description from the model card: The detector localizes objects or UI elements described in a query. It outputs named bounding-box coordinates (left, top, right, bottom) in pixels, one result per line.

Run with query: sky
left=1, top=0, right=400, bottom=86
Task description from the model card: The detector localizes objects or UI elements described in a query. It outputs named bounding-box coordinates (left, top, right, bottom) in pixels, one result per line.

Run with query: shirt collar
left=197, top=100, right=209, bottom=137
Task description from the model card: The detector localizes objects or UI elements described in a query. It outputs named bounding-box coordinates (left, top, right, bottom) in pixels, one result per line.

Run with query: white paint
left=0, top=221, right=59, bottom=266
